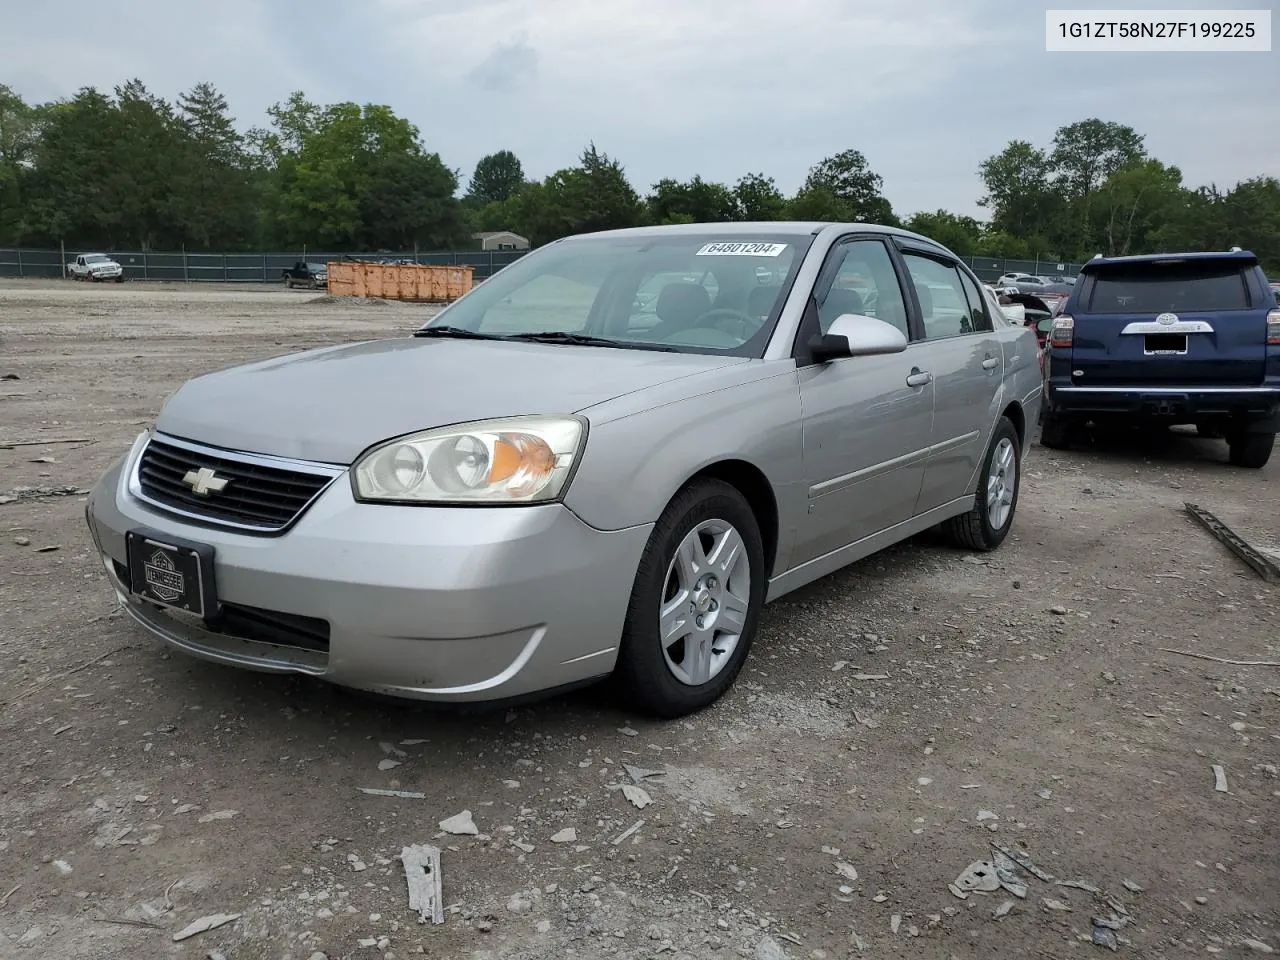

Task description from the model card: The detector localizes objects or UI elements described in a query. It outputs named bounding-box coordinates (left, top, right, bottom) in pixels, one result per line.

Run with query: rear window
left=1087, top=262, right=1251, bottom=313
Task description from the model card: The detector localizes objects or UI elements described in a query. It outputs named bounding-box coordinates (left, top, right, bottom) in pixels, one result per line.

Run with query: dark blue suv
left=1039, top=249, right=1280, bottom=468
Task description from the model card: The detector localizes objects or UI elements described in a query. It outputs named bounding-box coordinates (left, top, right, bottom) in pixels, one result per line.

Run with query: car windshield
left=1087, top=261, right=1252, bottom=313
left=419, top=232, right=813, bottom=356
left=84, top=255, right=108, bottom=263
left=307, top=263, right=326, bottom=271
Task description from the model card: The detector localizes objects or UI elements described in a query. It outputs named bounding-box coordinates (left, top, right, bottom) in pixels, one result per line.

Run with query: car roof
left=560, top=220, right=943, bottom=245
left=1080, top=250, right=1259, bottom=273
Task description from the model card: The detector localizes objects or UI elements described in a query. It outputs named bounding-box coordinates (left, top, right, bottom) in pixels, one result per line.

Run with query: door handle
left=981, top=356, right=999, bottom=371
left=905, top=369, right=933, bottom=388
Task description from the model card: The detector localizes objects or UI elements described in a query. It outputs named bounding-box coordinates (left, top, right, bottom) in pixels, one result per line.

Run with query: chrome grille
left=132, top=434, right=342, bottom=533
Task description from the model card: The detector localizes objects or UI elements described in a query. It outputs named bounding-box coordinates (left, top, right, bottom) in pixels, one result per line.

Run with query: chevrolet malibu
left=85, top=222, right=1044, bottom=718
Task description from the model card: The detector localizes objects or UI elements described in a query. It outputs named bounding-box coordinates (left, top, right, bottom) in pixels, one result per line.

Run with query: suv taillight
left=1267, top=309, right=1280, bottom=346
left=1049, top=314, right=1074, bottom=349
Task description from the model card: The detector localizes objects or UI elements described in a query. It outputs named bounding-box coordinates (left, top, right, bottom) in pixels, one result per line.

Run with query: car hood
left=155, top=337, right=749, bottom=464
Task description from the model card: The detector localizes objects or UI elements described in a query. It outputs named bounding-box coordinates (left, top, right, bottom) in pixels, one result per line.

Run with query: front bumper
left=85, top=438, right=653, bottom=702
left=1045, top=384, right=1280, bottom=424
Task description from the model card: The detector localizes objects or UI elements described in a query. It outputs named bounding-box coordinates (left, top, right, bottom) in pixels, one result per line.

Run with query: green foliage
left=0, top=83, right=1272, bottom=273
left=467, top=150, right=524, bottom=206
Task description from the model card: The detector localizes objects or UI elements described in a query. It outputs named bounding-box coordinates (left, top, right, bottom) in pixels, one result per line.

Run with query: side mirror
left=808, top=313, right=909, bottom=362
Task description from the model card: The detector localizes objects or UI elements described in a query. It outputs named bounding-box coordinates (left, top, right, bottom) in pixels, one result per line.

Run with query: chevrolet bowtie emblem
left=182, top=466, right=228, bottom=496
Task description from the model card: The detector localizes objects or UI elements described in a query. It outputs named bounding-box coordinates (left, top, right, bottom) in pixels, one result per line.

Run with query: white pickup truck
left=68, top=253, right=124, bottom=282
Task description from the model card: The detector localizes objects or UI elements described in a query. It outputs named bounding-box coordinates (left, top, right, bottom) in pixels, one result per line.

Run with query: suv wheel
left=1039, top=408, right=1073, bottom=449
left=614, top=479, right=765, bottom=719
left=1228, top=431, right=1275, bottom=469
left=945, top=416, right=1021, bottom=552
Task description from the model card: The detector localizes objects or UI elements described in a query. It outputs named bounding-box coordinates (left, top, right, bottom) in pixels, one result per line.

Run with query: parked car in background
left=1040, top=249, right=1280, bottom=467
left=84, top=221, right=1044, bottom=718
left=282, top=261, right=329, bottom=289
left=69, top=253, right=124, bottom=282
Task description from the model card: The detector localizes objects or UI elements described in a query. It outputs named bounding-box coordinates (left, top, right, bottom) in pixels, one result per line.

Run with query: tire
left=1228, top=431, right=1275, bottom=469
left=945, top=416, right=1021, bottom=552
left=1038, top=408, right=1072, bottom=449
left=114, top=275, right=124, bottom=283
left=284, top=277, right=292, bottom=289
left=1196, top=422, right=1223, bottom=439
left=614, top=479, right=766, bottom=719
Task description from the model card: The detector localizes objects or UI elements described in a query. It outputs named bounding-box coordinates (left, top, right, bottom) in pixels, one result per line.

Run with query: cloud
left=466, top=33, right=538, bottom=92
left=0, top=0, right=1273, bottom=219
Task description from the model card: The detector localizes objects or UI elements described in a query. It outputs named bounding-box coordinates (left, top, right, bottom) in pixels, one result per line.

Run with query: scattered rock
left=13, top=536, right=30, bottom=546
left=622, top=785, right=652, bottom=809
left=835, top=862, right=858, bottom=882
left=993, top=900, right=1015, bottom=919
left=377, top=759, right=402, bottom=771
left=439, top=810, right=478, bottom=836
left=755, top=934, right=790, bottom=960
left=506, top=894, right=532, bottom=914
left=172, top=913, right=240, bottom=942
left=1244, top=939, right=1275, bottom=954
left=197, top=810, right=238, bottom=823
left=1122, top=878, right=1144, bottom=893
left=1049, top=606, right=1068, bottom=616
left=550, top=828, right=577, bottom=844
left=1041, top=898, right=1071, bottom=912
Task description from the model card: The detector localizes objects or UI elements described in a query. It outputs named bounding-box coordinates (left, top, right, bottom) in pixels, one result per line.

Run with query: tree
left=733, top=173, right=786, bottom=221
left=1049, top=119, right=1146, bottom=254
left=903, top=210, right=983, bottom=257
left=785, top=185, right=850, bottom=222
left=357, top=150, right=465, bottom=249
left=175, top=82, right=257, bottom=248
left=801, top=149, right=896, bottom=223
left=0, top=85, right=40, bottom=244
left=1089, top=159, right=1184, bottom=257
left=978, top=140, right=1062, bottom=242
left=646, top=175, right=740, bottom=224
left=467, top=150, right=524, bottom=206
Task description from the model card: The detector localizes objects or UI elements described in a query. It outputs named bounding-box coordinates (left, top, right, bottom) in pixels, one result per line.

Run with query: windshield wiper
left=505, top=331, right=676, bottom=351
left=413, top=325, right=510, bottom=341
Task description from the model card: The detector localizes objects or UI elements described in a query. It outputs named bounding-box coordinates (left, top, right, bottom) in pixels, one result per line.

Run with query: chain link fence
left=0, top=248, right=529, bottom=283
left=0, top=247, right=1086, bottom=286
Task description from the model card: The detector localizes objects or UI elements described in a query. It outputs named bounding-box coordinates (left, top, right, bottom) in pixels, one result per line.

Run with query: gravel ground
left=1, top=278, right=1278, bottom=960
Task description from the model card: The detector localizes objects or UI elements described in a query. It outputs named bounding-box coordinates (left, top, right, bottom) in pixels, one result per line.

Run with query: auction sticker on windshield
left=695, top=242, right=788, bottom=257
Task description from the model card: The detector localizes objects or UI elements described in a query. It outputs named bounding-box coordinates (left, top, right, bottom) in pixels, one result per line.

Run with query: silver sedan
left=84, top=222, right=1044, bottom=718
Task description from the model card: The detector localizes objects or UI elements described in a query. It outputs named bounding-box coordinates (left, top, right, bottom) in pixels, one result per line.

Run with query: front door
left=791, top=237, right=936, bottom=567
left=896, top=246, right=1004, bottom=513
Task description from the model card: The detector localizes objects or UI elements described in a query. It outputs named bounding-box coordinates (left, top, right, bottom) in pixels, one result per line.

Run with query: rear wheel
left=1196, top=422, right=1223, bottom=439
left=1228, top=431, right=1275, bottom=469
left=1039, top=408, right=1073, bottom=449
left=945, top=416, right=1021, bottom=552
left=614, top=479, right=765, bottom=718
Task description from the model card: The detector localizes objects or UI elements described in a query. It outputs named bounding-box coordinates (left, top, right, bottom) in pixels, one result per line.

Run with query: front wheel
left=944, top=417, right=1021, bottom=552
left=614, top=479, right=766, bottom=718
left=1228, top=431, right=1275, bottom=469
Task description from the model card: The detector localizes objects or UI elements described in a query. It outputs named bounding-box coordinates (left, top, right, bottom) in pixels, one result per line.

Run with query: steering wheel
left=690, top=307, right=766, bottom=340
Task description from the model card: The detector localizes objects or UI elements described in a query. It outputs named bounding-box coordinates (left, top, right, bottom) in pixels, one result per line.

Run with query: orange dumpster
left=325, top=261, right=474, bottom=302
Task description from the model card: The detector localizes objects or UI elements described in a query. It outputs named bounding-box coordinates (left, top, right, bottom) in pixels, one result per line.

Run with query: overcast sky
left=2, top=0, right=1275, bottom=219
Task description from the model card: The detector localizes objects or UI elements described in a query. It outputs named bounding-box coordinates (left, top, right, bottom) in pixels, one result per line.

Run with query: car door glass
left=818, top=240, right=909, bottom=338
left=956, top=269, right=994, bottom=333
left=901, top=252, right=975, bottom=341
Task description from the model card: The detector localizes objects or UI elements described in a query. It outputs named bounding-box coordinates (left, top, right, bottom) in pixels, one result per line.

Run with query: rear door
left=1070, top=258, right=1267, bottom=385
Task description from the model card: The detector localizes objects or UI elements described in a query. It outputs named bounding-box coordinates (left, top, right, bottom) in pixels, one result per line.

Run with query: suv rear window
left=1087, top=262, right=1251, bottom=313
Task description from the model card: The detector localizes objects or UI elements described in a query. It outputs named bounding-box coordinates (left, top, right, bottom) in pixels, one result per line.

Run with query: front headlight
left=352, top=416, right=586, bottom=505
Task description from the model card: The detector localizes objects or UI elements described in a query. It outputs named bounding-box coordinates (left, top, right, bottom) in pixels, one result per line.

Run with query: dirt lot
left=1, top=278, right=1277, bottom=960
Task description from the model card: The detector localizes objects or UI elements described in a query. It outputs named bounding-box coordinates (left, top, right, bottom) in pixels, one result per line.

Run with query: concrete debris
left=1036, top=788, right=1053, bottom=800
left=379, top=741, right=408, bottom=758
left=510, top=839, right=534, bottom=854
left=623, top=764, right=664, bottom=784
left=954, top=860, right=1002, bottom=893
left=52, top=860, right=72, bottom=875
left=621, top=784, right=652, bottom=809
left=439, top=811, right=478, bottom=836
left=358, top=788, right=425, bottom=799
left=992, top=843, right=1056, bottom=883
left=1122, top=879, right=1144, bottom=893
left=890, top=914, right=902, bottom=934
left=197, top=810, right=238, bottom=823
left=1056, top=879, right=1101, bottom=894
left=618, top=726, right=639, bottom=737
left=172, top=912, right=240, bottom=942
left=536, top=919, right=551, bottom=933
left=611, top=820, right=645, bottom=845
left=550, top=827, right=577, bottom=844
left=835, top=862, right=858, bottom=882
left=400, top=844, right=444, bottom=925
left=1212, top=764, right=1229, bottom=792
left=992, top=899, right=1016, bottom=920
left=1092, top=925, right=1120, bottom=951
left=1049, top=605, right=1068, bottom=615
left=506, top=894, right=532, bottom=914
left=1243, top=939, right=1275, bottom=954
left=948, top=884, right=969, bottom=900
left=1042, top=898, right=1072, bottom=912
left=755, top=934, right=790, bottom=960
left=377, top=759, right=402, bottom=771
left=976, top=810, right=999, bottom=821
left=850, top=673, right=889, bottom=681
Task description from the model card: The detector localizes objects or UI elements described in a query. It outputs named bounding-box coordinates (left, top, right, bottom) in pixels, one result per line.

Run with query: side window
left=957, top=268, right=994, bottom=332
left=900, top=252, right=977, bottom=341
left=818, top=239, right=909, bottom=338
